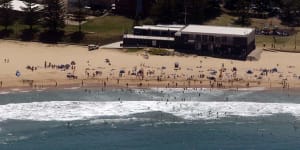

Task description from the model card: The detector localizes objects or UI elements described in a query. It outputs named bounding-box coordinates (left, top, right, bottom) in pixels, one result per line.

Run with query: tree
left=0, top=0, right=14, bottom=31
left=151, top=0, right=183, bottom=24
left=235, top=0, right=251, bottom=26
left=185, top=0, right=205, bottom=24
left=150, top=0, right=220, bottom=24
left=73, top=0, right=86, bottom=33
left=42, top=0, right=65, bottom=32
left=281, top=0, right=300, bottom=25
left=224, top=0, right=236, bottom=10
left=21, top=0, right=41, bottom=31
left=70, top=0, right=86, bottom=42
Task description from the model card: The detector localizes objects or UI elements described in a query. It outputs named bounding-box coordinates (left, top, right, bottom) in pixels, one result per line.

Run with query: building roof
left=181, top=25, right=254, bottom=36
left=12, top=0, right=43, bottom=12
left=123, top=34, right=175, bottom=41
left=156, top=24, right=186, bottom=29
left=134, top=25, right=183, bottom=32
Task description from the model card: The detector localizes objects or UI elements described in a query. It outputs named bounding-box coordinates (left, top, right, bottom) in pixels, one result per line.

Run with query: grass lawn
left=148, top=48, right=172, bottom=56
left=125, top=48, right=144, bottom=53
left=83, top=16, right=133, bottom=33
left=204, top=13, right=300, bottom=52
left=0, top=15, right=134, bottom=45
left=204, top=14, right=237, bottom=27
left=0, top=22, right=39, bottom=38
left=65, top=15, right=134, bottom=44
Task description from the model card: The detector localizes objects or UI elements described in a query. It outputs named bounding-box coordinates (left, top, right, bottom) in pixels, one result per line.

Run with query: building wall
left=123, top=25, right=256, bottom=60
left=123, top=38, right=174, bottom=49
left=175, top=32, right=255, bottom=59
left=133, top=28, right=178, bottom=37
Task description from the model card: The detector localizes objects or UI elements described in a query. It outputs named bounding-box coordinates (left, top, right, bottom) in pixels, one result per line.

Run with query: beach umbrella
left=210, top=70, right=217, bottom=75
left=66, top=73, right=72, bottom=78
left=232, top=67, right=237, bottom=72
left=162, top=66, right=166, bottom=70
left=16, top=70, right=21, bottom=77
left=247, top=70, right=253, bottom=74
left=71, top=61, right=76, bottom=65
left=119, top=70, right=125, bottom=74
left=138, top=69, right=144, bottom=74
left=207, top=76, right=216, bottom=81
left=65, top=64, right=71, bottom=69
left=272, top=68, right=278, bottom=72
left=59, top=64, right=65, bottom=69
left=96, top=71, right=102, bottom=75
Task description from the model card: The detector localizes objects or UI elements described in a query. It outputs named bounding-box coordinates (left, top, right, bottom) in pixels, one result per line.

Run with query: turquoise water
left=0, top=88, right=300, bottom=150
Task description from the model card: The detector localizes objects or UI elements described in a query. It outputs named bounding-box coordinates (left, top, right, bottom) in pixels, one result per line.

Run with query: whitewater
left=1, top=88, right=300, bottom=150
left=0, top=100, right=300, bottom=122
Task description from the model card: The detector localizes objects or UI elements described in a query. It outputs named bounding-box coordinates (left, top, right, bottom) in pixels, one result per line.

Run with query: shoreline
left=0, top=78, right=297, bottom=94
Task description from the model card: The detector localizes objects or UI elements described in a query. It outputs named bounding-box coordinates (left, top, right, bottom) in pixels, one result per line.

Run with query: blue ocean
left=0, top=87, right=300, bottom=150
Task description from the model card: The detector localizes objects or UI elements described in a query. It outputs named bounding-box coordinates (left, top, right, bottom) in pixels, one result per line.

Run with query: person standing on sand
left=0, top=81, right=2, bottom=87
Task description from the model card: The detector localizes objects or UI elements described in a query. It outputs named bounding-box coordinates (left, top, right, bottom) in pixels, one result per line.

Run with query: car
left=88, top=44, right=99, bottom=51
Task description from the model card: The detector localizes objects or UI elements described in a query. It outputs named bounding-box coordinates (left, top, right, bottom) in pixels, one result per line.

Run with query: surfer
left=66, top=122, right=72, bottom=128
left=225, top=97, right=229, bottom=101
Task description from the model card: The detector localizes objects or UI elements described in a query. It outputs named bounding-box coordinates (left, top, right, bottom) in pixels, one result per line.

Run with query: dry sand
left=0, top=40, right=300, bottom=90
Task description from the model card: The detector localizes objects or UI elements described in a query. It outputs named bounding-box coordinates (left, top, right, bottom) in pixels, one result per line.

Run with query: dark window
left=196, top=35, right=201, bottom=41
left=209, top=36, right=214, bottom=42
left=221, top=37, right=227, bottom=43
left=202, top=35, right=208, bottom=42
left=189, top=34, right=196, bottom=40
left=182, top=34, right=189, bottom=42
left=215, top=37, right=221, bottom=43
left=134, top=29, right=142, bottom=35
left=233, top=37, right=247, bottom=45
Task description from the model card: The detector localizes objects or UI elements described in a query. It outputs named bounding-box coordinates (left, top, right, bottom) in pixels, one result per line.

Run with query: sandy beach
left=0, top=40, right=300, bottom=90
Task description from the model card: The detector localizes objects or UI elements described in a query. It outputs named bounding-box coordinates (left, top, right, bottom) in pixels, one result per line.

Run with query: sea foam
left=0, top=101, right=300, bottom=122
left=0, top=92, right=10, bottom=95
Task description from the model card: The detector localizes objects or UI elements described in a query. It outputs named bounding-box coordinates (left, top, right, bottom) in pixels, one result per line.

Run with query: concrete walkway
left=100, top=41, right=123, bottom=49
left=247, top=48, right=263, bottom=61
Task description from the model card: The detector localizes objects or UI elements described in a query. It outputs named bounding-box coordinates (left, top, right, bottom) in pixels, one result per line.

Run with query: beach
left=0, top=40, right=300, bottom=90
left=0, top=40, right=300, bottom=148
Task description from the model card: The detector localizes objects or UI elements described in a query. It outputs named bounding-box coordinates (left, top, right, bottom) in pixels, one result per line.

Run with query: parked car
left=88, top=44, right=99, bottom=51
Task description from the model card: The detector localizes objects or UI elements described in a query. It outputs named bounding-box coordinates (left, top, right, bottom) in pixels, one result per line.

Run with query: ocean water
left=0, top=87, right=300, bottom=150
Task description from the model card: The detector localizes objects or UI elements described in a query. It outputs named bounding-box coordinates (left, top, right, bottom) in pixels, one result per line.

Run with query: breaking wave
left=0, top=101, right=300, bottom=122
